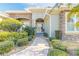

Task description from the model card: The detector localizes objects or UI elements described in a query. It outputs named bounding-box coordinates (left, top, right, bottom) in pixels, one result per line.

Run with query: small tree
left=0, top=18, right=22, bottom=32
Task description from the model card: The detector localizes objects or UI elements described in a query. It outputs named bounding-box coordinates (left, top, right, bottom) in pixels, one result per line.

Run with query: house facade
left=0, top=7, right=79, bottom=40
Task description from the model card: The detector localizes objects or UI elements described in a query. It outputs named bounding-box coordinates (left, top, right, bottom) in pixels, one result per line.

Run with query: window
left=65, top=12, right=79, bottom=32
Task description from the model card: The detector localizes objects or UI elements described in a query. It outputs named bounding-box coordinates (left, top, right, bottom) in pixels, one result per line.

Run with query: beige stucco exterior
left=1, top=7, right=78, bottom=40
left=6, top=11, right=32, bottom=26
left=0, top=8, right=69, bottom=37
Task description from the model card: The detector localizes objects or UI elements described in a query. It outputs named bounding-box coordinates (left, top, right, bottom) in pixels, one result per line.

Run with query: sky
left=0, top=3, right=55, bottom=11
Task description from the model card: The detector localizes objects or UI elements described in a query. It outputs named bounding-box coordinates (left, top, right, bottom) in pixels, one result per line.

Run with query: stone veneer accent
left=60, top=11, right=79, bottom=41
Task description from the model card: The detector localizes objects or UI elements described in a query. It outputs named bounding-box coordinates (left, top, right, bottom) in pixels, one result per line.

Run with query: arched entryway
left=36, top=18, right=44, bottom=33
left=16, top=18, right=31, bottom=26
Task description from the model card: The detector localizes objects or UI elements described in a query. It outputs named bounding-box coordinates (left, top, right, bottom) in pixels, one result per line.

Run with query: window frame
left=65, top=12, right=79, bottom=33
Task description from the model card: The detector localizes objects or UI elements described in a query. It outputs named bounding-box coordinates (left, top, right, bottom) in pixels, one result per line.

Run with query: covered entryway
left=36, top=18, right=44, bottom=33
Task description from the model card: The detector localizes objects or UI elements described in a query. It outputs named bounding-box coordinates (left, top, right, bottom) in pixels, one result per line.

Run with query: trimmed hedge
left=43, top=32, right=48, bottom=37
left=0, top=41, right=14, bottom=54
left=16, top=38, right=28, bottom=47
left=0, top=32, right=11, bottom=42
left=48, top=49, right=68, bottom=56
left=76, top=48, right=79, bottom=56
left=51, top=40, right=61, bottom=48
left=9, top=32, right=28, bottom=45
left=51, top=40, right=67, bottom=51
left=10, top=32, right=28, bottom=39
left=28, top=35, right=33, bottom=41
left=0, top=32, right=28, bottom=42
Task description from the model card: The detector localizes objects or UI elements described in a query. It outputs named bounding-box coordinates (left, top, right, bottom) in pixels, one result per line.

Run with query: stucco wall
left=50, top=14, right=60, bottom=37
left=44, top=15, right=50, bottom=36
left=21, top=20, right=31, bottom=26
left=32, top=13, right=45, bottom=27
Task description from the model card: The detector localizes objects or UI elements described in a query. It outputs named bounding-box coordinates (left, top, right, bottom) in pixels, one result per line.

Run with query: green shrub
left=0, top=32, right=28, bottom=42
left=9, top=38, right=17, bottom=45
left=18, top=32, right=28, bottom=39
left=16, top=38, right=28, bottom=47
left=9, top=32, right=28, bottom=45
left=51, top=40, right=61, bottom=47
left=51, top=40, right=67, bottom=51
left=55, top=30, right=62, bottom=39
left=43, top=32, right=48, bottom=37
left=48, top=49, right=68, bottom=56
left=0, top=32, right=11, bottom=42
left=22, top=26, right=36, bottom=36
left=57, top=44, right=67, bottom=52
left=0, top=18, right=22, bottom=32
left=10, top=32, right=28, bottom=39
left=76, top=48, right=79, bottom=56
left=28, top=35, right=33, bottom=41
left=0, top=41, right=14, bottom=54
left=49, top=37, right=57, bottom=41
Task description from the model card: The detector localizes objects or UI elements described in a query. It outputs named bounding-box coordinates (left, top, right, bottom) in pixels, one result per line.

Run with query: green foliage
left=9, top=32, right=28, bottom=45
left=0, top=32, right=28, bottom=43
left=43, top=32, right=48, bottom=37
left=28, top=35, right=33, bottom=41
left=48, top=49, right=68, bottom=56
left=68, top=4, right=79, bottom=19
left=67, top=3, right=73, bottom=9
left=57, top=44, right=67, bottom=52
left=49, top=37, right=57, bottom=41
left=49, top=37, right=53, bottom=41
left=55, top=30, right=62, bottom=39
left=22, top=26, right=36, bottom=36
left=76, top=48, right=79, bottom=56
left=51, top=40, right=61, bottom=47
left=18, top=32, right=28, bottom=39
left=0, top=31, right=28, bottom=54
left=0, top=32, right=11, bottom=42
left=16, top=38, right=28, bottom=47
left=75, top=22, right=79, bottom=28
left=10, top=32, right=28, bottom=39
left=0, top=41, right=14, bottom=54
left=0, top=18, right=22, bottom=32
left=51, top=40, right=67, bottom=51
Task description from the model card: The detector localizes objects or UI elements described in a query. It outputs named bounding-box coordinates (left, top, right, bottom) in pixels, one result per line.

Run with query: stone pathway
left=10, top=35, right=50, bottom=56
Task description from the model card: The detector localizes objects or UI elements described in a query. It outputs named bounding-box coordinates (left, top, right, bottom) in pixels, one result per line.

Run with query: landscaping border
left=0, top=36, right=36, bottom=56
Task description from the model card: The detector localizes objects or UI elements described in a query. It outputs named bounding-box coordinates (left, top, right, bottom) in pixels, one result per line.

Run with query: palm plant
left=68, top=4, right=79, bottom=19
left=67, top=4, right=79, bottom=27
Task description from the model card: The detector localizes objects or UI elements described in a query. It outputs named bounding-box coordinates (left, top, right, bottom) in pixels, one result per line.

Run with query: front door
left=36, top=23, right=42, bottom=33
left=36, top=18, right=44, bottom=33
left=36, top=22, right=44, bottom=33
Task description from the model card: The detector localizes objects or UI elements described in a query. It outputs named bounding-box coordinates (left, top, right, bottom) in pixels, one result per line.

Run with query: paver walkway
left=10, top=35, right=50, bottom=56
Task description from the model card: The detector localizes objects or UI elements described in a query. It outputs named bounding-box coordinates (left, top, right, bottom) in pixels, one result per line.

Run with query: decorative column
left=49, top=14, right=52, bottom=37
